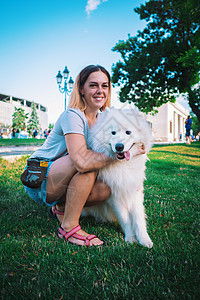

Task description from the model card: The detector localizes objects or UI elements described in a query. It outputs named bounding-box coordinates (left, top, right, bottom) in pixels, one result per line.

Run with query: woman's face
left=81, top=71, right=109, bottom=111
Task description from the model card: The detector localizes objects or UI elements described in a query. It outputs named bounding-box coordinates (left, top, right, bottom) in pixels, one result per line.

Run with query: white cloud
left=85, top=0, right=108, bottom=16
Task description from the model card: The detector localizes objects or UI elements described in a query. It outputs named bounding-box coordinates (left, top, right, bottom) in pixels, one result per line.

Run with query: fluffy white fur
left=82, top=107, right=154, bottom=248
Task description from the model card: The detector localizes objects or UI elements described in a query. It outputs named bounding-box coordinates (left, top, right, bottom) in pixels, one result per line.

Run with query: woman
left=23, top=65, right=115, bottom=246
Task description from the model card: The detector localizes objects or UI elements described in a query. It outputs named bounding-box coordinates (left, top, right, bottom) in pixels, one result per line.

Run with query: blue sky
left=0, top=0, right=188, bottom=123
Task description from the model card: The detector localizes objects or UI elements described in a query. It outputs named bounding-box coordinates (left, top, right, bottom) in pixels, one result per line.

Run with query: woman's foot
left=57, top=225, right=103, bottom=246
left=49, top=205, right=64, bottom=223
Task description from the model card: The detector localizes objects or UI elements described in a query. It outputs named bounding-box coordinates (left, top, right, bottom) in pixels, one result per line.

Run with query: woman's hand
left=137, top=143, right=146, bottom=155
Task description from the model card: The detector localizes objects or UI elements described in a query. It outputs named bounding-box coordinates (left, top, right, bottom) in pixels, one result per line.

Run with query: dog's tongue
left=124, top=151, right=130, bottom=161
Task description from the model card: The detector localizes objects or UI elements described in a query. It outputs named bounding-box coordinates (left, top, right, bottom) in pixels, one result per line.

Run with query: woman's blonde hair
left=69, top=65, right=111, bottom=111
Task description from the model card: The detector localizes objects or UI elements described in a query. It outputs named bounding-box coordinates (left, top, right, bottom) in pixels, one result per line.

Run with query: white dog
left=82, top=107, right=153, bottom=248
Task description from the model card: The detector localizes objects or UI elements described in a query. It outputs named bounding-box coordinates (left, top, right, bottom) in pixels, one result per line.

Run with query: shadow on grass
left=153, top=141, right=200, bottom=148
left=151, top=150, right=200, bottom=159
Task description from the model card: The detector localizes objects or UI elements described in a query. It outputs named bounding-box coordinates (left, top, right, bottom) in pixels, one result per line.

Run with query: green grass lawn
left=0, top=143, right=199, bottom=299
left=0, top=138, right=45, bottom=147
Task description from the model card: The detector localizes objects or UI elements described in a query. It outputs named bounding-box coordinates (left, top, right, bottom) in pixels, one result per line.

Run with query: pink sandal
left=57, top=225, right=103, bottom=246
left=48, top=205, right=64, bottom=221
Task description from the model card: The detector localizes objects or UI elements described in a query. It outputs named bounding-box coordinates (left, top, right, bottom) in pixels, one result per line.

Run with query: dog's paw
left=125, top=235, right=137, bottom=243
left=139, top=238, right=153, bottom=248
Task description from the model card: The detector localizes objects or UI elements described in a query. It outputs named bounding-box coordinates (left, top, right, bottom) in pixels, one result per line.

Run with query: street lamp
left=56, top=66, right=74, bottom=110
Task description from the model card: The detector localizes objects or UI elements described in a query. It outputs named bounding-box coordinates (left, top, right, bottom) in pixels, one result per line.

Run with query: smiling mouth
left=94, top=97, right=104, bottom=101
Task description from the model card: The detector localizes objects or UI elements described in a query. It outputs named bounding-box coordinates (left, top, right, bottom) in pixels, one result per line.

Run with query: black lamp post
left=56, top=66, right=74, bottom=110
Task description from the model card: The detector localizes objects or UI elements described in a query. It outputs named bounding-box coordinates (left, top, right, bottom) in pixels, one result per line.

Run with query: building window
left=0, top=95, right=10, bottom=103
left=169, top=121, right=172, bottom=133
left=40, top=105, right=47, bottom=112
left=26, top=101, right=31, bottom=107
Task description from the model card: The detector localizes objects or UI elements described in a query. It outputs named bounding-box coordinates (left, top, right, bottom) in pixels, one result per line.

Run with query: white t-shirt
left=30, top=108, right=90, bottom=161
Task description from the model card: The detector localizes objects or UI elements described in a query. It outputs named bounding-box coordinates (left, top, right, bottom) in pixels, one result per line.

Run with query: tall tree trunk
left=186, top=86, right=200, bottom=124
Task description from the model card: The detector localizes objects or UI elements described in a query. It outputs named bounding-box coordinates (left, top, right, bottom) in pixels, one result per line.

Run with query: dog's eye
left=126, top=131, right=132, bottom=135
left=111, top=131, right=116, bottom=135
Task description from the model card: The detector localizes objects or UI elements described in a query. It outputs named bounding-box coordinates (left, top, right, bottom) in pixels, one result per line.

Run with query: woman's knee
left=74, top=170, right=97, bottom=183
left=88, top=180, right=111, bottom=203
left=97, top=181, right=111, bottom=200
left=46, top=156, right=77, bottom=203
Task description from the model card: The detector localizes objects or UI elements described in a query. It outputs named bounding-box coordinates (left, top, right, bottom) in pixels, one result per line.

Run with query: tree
left=12, top=107, right=29, bottom=131
left=191, top=114, right=200, bottom=135
left=112, top=0, right=200, bottom=122
left=49, top=123, right=54, bottom=130
left=27, top=102, right=40, bottom=136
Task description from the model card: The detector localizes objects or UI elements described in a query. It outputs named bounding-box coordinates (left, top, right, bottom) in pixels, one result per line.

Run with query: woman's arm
left=65, top=133, right=113, bottom=173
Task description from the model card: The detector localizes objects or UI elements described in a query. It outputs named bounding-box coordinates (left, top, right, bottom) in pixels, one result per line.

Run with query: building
left=0, top=93, right=48, bottom=137
left=145, top=102, right=189, bottom=142
left=0, top=92, right=190, bottom=142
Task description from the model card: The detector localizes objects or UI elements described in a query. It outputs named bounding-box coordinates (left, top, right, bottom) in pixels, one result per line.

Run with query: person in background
left=15, top=129, right=19, bottom=138
left=39, top=128, right=43, bottom=139
left=185, top=115, right=192, bottom=145
left=11, top=128, right=16, bottom=138
left=197, top=132, right=200, bottom=142
left=33, top=129, right=38, bottom=138
left=43, top=129, right=48, bottom=139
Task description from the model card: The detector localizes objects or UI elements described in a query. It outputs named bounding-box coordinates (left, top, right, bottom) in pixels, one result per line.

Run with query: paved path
left=0, top=145, right=40, bottom=161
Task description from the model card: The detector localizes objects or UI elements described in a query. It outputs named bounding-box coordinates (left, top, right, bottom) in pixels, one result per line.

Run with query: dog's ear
left=102, top=106, right=113, bottom=119
left=139, top=119, right=154, bottom=153
left=97, top=107, right=110, bottom=123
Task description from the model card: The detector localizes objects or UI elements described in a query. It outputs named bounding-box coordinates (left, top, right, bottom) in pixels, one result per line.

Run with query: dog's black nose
left=115, top=143, right=124, bottom=152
